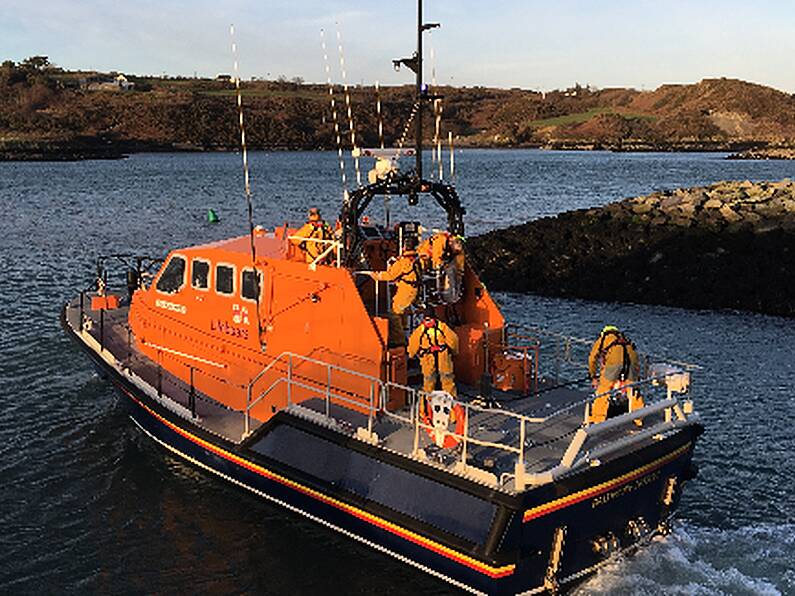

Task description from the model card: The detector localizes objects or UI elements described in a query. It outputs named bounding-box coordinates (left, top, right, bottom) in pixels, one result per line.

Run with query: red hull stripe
left=122, top=388, right=516, bottom=579
left=523, top=443, right=691, bottom=523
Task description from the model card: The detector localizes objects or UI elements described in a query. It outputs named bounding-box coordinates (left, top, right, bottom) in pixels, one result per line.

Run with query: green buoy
left=207, top=208, right=220, bottom=223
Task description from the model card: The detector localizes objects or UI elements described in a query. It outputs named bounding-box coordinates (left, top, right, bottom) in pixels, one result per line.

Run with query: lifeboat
left=61, top=5, right=703, bottom=594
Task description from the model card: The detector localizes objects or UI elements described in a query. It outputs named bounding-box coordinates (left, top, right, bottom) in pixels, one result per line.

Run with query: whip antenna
left=430, top=37, right=443, bottom=181
left=230, top=24, right=265, bottom=349
left=321, top=28, right=349, bottom=204
left=336, top=24, right=362, bottom=187
left=375, top=80, right=384, bottom=149
left=448, top=130, right=455, bottom=181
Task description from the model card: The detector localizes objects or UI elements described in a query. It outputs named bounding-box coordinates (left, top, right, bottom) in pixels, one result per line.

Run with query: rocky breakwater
left=727, top=147, right=795, bottom=160
left=468, top=180, right=795, bottom=317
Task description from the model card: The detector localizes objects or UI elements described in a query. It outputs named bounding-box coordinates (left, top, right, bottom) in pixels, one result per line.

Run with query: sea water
left=0, top=150, right=793, bottom=594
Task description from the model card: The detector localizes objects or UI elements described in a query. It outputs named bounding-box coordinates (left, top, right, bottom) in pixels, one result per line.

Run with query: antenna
left=375, top=80, right=384, bottom=149
left=321, top=28, right=349, bottom=204
left=430, top=36, right=443, bottom=181
left=375, top=80, right=388, bottom=226
left=435, top=100, right=443, bottom=181
left=415, top=0, right=423, bottom=180
left=335, top=24, right=362, bottom=187
left=448, top=130, right=455, bottom=181
left=230, top=24, right=265, bottom=349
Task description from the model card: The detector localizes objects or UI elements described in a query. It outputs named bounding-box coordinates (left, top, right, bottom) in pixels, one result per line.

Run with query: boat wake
left=574, top=522, right=792, bottom=595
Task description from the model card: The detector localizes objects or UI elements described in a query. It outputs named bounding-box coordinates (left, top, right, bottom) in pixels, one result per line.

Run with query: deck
left=64, top=296, right=693, bottom=493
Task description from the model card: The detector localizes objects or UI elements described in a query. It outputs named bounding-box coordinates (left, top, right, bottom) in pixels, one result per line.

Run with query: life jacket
left=596, top=330, right=635, bottom=381
left=302, top=220, right=332, bottom=257
left=422, top=232, right=453, bottom=270
left=417, top=318, right=450, bottom=358
left=393, top=252, right=422, bottom=288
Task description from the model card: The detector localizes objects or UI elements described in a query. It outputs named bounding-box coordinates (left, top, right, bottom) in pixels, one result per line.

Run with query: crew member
left=408, top=308, right=459, bottom=395
left=418, top=231, right=465, bottom=274
left=369, top=240, right=422, bottom=346
left=291, top=208, right=333, bottom=264
left=587, top=325, right=644, bottom=424
left=418, top=231, right=466, bottom=303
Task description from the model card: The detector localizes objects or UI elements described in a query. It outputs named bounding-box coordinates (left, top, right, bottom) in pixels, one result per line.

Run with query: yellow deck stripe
left=523, top=443, right=692, bottom=522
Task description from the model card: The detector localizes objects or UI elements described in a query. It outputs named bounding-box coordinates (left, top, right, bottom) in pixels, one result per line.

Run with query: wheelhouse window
left=241, top=269, right=262, bottom=301
left=191, top=259, right=210, bottom=290
left=216, top=264, right=234, bottom=295
left=155, top=256, right=186, bottom=294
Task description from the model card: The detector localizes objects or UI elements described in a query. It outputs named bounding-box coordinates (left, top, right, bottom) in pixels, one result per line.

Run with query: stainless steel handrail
left=243, top=333, right=699, bottom=492
left=286, top=235, right=343, bottom=268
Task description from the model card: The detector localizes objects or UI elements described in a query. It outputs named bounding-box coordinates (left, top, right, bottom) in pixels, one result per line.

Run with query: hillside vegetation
left=4, top=56, right=795, bottom=158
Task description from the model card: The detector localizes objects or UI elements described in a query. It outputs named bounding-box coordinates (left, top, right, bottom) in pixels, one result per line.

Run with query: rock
left=719, top=204, right=743, bottom=222
left=660, top=195, right=684, bottom=209
left=631, top=202, right=655, bottom=215
left=704, top=198, right=723, bottom=209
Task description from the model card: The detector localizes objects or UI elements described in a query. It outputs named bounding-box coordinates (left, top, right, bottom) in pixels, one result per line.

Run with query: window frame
left=190, top=258, right=211, bottom=292
left=214, top=262, right=236, bottom=297
left=155, top=253, right=187, bottom=295
left=240, top=267, right=263, bottom=303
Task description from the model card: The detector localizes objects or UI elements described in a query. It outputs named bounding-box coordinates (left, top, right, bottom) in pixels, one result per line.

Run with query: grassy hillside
left=4, top=56, right=795, bottom=158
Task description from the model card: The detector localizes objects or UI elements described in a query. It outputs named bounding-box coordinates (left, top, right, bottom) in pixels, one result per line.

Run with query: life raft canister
left=420, top=390, right=466, bottom=448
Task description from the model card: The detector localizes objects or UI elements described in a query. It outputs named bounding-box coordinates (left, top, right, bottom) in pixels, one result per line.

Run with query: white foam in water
left=572, top=522, right=793, bottom=595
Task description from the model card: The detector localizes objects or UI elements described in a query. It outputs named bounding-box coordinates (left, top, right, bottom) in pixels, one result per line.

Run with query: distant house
left=115, top=74, right=134, bottom=91
left=216, top=74, right=232, bottom=82
left=85, top=73, right=135, bottom=92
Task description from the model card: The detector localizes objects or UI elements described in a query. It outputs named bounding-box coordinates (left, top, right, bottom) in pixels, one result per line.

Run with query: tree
left=21, top=55, right=51, bottom=71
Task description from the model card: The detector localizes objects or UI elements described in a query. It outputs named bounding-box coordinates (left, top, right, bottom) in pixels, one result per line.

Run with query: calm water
left=1, top=150, right=794, bottom=595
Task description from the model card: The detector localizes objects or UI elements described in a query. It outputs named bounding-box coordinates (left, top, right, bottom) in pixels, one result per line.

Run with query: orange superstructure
left=128, top=221, right=507, bottom=425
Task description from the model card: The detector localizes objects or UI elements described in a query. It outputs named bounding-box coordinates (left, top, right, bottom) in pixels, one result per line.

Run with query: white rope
left=396, top=101, right=420, bottom=156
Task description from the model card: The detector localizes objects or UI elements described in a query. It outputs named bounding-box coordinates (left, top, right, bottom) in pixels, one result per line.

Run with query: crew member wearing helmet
left=369, top=239, right=423, bottom=346
left=418, top=231, right=466, bottom=303
left=587, top=325, right=644, bottom=424
left=408, top=307, right=459, bottom=395
left=292, top=208, right=333, bottom=264
left=418, top=231, right=465, bottom=274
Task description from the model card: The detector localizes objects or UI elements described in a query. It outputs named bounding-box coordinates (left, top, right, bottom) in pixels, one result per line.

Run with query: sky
left=2, top=0, right=795, bottom=92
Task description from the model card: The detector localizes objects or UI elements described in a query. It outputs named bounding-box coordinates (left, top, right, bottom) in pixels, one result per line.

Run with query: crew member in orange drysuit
left=587, top=325, right=644, bottom=424
left=408, top=308, right=459, bottom=395
left=291, top=208, right=333, bottom=264
left=369, top=240, right=422, bottom=346
left=418, top=231, right=465, bottom=274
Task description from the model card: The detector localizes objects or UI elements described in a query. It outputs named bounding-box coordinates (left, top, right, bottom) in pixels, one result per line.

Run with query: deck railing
left=286, top=236, right=343, bottom=269
left=244, top=335, right=700, bottom=492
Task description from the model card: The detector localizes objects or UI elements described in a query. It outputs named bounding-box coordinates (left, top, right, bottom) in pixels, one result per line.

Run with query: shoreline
left=0, top=139, right=788, bottom=162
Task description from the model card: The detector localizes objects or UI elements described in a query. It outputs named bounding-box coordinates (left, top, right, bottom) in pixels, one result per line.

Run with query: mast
left=394, top=0, right=438, bottom=183
left=416, top=0, right=423, bottom=181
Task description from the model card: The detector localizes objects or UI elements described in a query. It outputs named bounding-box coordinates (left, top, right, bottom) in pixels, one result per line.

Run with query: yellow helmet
left=601, top=325, right=619, bottom=335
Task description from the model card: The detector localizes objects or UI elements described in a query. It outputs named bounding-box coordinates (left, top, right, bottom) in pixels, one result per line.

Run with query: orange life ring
left=421, top=393, right=466, bottom=449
